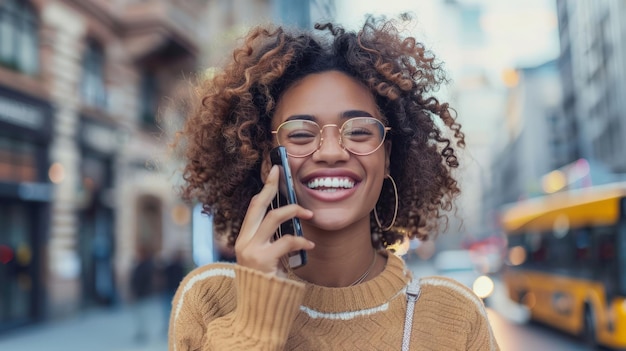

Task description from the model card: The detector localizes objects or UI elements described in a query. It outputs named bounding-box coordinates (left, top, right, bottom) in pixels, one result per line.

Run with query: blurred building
left=489, top=60, right=564, bottom=208
left=556, top=0, right=626, bottom=172
left=488, top=0, right=626, bottom=210
left=484, top=0, right=626, bottom=223
left=0, top=0, right=208, bottom=331
left=199, top=0, right=335, bottom=68
left=0, top=0, right=334, bottom=333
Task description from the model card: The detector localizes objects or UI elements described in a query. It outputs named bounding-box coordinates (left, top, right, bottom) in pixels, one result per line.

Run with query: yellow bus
left=500, top=182, right=626, bottom=350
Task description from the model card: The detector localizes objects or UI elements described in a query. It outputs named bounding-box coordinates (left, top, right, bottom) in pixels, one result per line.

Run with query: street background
left=1, top=0, right=625, bottom=350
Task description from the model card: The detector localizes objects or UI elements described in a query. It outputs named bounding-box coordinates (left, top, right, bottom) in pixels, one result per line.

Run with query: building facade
left=556, top=0, right=626, bottom=172
left=489, top=60, right=564, bottom=209
left=0, top=0, right=206, bottom=330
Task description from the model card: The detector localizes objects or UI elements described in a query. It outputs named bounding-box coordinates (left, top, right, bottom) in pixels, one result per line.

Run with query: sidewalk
left=0, top=297, right=168, bottom=351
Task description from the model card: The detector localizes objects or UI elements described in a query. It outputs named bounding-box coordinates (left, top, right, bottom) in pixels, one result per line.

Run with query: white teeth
left=307, top=177, right=355, bottom=190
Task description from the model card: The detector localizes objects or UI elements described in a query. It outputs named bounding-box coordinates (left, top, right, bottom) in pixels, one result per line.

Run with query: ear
left=260, top=150, right=273, bottom=183
left=384, top=140, right=392, bottom=175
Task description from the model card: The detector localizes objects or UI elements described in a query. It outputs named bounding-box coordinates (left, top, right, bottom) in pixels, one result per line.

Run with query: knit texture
left=169, top=253, right=500, bottom=350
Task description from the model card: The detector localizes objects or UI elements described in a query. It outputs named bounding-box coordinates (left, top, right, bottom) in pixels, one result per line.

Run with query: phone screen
left=270, top=146, right=307, bottom=268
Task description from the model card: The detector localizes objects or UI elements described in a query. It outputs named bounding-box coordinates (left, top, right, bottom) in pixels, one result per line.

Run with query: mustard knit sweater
left=169, top=252, right=500, bottom=350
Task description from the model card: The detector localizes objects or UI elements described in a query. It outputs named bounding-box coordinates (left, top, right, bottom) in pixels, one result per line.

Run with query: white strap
left=402, top=280, right=421, bottom=351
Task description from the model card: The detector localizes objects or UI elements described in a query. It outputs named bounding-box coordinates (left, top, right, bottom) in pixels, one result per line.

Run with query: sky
left=334, top=0, right=560, bottom=73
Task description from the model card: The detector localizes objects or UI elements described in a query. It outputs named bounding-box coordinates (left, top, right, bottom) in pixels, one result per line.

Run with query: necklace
left=349, top=250, right=378, bottom=286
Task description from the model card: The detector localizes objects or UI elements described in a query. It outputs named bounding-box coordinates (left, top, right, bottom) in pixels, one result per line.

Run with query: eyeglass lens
left=275, top=117, right=386, bottom=156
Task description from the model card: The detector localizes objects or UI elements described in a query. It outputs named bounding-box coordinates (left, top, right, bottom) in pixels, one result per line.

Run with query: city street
left=1, top=0, right=622, bottom=350
left=0, top=297, right=167, bottom=351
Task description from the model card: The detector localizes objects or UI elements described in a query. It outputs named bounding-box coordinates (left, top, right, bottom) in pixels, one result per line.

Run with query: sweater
left=169, top=251, right=500, bottom=350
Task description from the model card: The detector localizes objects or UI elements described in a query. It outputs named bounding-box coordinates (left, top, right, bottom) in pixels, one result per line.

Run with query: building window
left=139, top=71, right=157, bottom=127
left=81, top=40, right=107, bottom=109
left=0, top=136, right=38, bottom=183
left=0, top=0, right=39, bottom=75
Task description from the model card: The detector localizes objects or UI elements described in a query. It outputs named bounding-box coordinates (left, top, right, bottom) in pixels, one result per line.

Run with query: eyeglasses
left=272, top=117, right=391, bottom=158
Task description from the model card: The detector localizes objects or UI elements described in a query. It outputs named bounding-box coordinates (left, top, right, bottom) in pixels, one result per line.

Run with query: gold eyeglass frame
left=271, top=117, right=391, bottom=158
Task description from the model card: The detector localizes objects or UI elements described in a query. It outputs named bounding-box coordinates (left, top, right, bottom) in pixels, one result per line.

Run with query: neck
left=292, top=223, right=383, bottom=287
left=348, top=249, right=377, bottom=286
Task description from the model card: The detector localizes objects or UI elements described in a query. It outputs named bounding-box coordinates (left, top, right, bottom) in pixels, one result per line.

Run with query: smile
left=306, top=177, right=355, bottom=191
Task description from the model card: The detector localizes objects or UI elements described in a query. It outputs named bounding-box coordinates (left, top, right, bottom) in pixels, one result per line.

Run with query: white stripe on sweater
left=300, top=302, right=390, bottom=320
left=299, top=286, right=406, bottom=320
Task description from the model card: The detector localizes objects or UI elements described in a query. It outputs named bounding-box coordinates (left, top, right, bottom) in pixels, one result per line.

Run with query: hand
left=235, top=165, right=315, bottom=276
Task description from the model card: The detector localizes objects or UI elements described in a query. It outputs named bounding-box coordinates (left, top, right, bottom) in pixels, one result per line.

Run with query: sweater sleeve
left=467, top=303, right=501, bottom=351
left=169, top=263, right=305, bottom=351
left=458, top=283, right=500, bottom=351
left=417, top=276, right=500, bottom=351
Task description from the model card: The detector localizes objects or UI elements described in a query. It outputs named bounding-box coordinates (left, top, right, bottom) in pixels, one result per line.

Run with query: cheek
left=288, top=158, right=305, bottom=177
left=366, top=155, right=388, bottom=196
left=371, top=153, right=389, bottom=178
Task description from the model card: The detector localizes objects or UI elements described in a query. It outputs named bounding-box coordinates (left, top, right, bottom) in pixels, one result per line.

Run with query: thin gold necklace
left=349, top=250, right=378, bottom=286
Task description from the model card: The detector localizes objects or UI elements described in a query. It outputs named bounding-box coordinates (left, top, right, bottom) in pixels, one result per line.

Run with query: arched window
left=81, top=40, right=107, bottom=109
left=0, top=0, right=39, bottom=75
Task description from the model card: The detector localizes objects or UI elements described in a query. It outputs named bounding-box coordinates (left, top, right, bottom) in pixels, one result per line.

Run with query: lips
left=306, top=177, right=355, bottom=191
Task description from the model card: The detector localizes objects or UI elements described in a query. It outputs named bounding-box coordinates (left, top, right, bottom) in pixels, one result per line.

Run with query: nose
left=311, top=125, right=350, bottom=163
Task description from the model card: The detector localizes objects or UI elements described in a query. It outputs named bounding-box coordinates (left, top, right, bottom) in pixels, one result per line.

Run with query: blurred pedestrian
left=169, top=15, right=500, bottom=350
left=161, top=250, right=185, bottom=333
left=129, top=246, right=154, bottom=342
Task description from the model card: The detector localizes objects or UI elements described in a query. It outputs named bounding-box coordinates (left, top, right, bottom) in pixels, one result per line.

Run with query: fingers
left=265, top=235, right=315, bottom=258
left=239, top=166, right=313, bottom=245
left=235, top=165, right=319, bottom=275
left=237, top=166, right=280, bottom=243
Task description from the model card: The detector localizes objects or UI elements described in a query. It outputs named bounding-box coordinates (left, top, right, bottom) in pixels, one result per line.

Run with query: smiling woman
left=169, top=15, right=500, bottom=351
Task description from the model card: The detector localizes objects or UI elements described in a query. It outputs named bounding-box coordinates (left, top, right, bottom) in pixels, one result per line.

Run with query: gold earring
left=374, top=174, right=398, bottom=231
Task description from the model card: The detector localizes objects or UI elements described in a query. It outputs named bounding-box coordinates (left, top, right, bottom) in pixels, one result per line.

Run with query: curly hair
left=177, top=16, right=464, bottom=250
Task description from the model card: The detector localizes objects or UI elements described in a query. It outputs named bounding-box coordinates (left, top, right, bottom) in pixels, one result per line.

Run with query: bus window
left=527, top=233, right=548, bottom=267
left=572, top=228, right=593, bottom=278
left=593, top=226, right=618, bottom=299
left=574, top=229, right=590, bottom=260
left=547, top=228, right=572, bottom=272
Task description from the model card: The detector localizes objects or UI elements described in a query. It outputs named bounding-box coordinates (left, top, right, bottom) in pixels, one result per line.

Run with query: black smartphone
left=270, top=146, right=307, bottom=268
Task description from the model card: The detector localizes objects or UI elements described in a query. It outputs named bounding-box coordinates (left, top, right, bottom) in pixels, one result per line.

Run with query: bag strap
left=402, top=279, right=421, bottom=351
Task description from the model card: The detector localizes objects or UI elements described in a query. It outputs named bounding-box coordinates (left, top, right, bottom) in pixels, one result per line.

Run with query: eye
left=344, top=127, right=375, bottom=141
left=286, top=130, right=317, bottom=144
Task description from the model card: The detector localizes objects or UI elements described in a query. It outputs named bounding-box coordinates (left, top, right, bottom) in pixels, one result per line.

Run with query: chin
left=308, top=208, right=369, bottom=231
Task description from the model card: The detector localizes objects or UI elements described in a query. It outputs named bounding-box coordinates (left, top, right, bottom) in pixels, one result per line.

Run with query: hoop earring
left=374, top=174, right=398, bottom=231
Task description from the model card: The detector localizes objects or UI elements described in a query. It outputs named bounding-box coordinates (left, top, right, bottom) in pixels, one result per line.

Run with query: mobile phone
left=270, top=146, right=307, bottom=268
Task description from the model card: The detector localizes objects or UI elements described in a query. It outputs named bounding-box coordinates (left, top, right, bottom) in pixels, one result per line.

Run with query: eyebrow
left=342, top=110, right=374, bottom=118
left=284, top=110, right=374, bottom=122
left=285, top=114, right=315, bottom=122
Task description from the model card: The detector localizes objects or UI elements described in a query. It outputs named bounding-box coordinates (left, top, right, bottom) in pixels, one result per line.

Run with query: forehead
left=273, top=71, right=380, bottom=125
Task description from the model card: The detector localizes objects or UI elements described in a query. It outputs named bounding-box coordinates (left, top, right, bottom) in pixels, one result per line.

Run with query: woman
left=170, top=16, right=500, bottom=351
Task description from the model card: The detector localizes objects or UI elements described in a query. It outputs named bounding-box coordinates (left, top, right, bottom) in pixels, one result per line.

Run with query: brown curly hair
left=177, top=16, right=464, bottom=250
